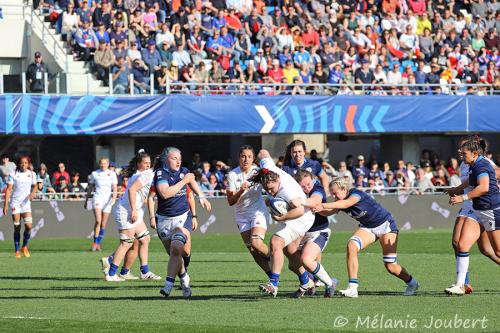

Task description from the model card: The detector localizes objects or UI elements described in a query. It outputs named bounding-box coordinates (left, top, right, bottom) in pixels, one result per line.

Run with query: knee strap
left=119, top=233, right=135, bottom=244
left=349, top=236, right=363, bottom=250
left=251, top=234, right=265, bottom=242
left=383, top=255, right=397, bottom=264
left=13, top=220, right=21, bottom=226
left=136, top=229, right=150, bottom=240
left=23, top=217, right=33, bottom=223
left=172, top=232, right=187, bottom=245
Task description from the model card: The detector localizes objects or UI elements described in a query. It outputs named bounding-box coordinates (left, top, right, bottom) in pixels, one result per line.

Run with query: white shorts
left=299, top=228, right=331, bottom=252
left=113, top=205, right=144, bottom=230
left=275, top=215, right=314, bottom=247
left=236, top=210, right=268, bottom=233
left=360, top=219, right=399, bottom=238
left=10, top=200, right=31, bottom=215
left=475, top=208, right=500, bottom=232
left=457, top=200, right=478, bottom=222
left=93, top=196, right=113, bottom=214
left=156, top=211, right=192, bottom=241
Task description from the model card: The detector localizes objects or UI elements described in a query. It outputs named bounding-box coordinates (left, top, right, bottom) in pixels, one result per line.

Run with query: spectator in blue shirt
left=112, top=56, right=130, bottom=94
left=293, top=45, right=311, bottom=68
left=211, top=9, right=227, bottom=30
left=141, top=39, right=162, bottom=73
left=220, top=26, right=240, bottom=62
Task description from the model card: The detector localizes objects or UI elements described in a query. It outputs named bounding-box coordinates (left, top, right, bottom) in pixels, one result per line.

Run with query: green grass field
left=0, top=231, right=498, bottom=333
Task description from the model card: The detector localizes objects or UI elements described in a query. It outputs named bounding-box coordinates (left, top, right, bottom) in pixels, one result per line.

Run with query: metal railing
left=2, top=72, right=499, bottom=96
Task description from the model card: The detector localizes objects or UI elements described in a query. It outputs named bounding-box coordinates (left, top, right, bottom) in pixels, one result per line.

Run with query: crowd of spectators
left=1, top=148, right=499, bottom=198
left=34, top=0, right=500, bottom=95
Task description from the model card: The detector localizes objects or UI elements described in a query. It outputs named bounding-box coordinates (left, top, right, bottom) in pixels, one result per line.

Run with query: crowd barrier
left=0, top=194, right=458, bottom=240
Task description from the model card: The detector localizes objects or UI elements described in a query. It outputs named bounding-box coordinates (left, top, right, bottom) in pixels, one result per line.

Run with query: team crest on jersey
left=180, top=173, right=184, bottom=179
left=306, top=167, right=312, bottom=172
left=156, top=170, right=162, bottom=178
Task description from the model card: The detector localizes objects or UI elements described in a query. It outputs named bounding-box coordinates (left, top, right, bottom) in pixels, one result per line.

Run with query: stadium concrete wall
left=0, top=195, right=458, bottom=240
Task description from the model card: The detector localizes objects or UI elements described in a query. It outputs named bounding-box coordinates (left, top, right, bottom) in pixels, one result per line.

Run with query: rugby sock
left=22, top=230, right=31, bottom=247
left=405, top=275, right=417, bottom=286
left=311, top=263, right=333, bottom=287
left=455, top=252, right=469, bottom=286
left=348, top=278, right=359, bottom=288
left=140, top=264, right=150, bottom=274
left=120, top=267, right=129, bottom=276
left=96, top=228, right=106, bottom=245
left=269, top=272, right=280, bottom=287
left=179, top=271, right=190, bottom=287
left=14, top=230, right=21, bottom=252
left=465, top=271, right=470, bottom=285
left=165, top=276, right=175, bottom=288
left=108, top=256, right=113, bottom=265
left=108, top=263, right=119, bottom=277
left=298, top=271, right=310, bottom=286
left=265, top=271, right=272, bottom=279
left=182, top=255, right=191, bottom=269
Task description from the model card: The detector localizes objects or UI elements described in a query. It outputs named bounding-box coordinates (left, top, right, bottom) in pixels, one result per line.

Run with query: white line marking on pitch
left=2, top=316, right=49, bottom=320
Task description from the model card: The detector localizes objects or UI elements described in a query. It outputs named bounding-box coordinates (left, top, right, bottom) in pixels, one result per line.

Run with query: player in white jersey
left=226, top=145, right=271, bottom=278
left=3, top=156, right=37, bottom=258
left=85, top=158, right=118, bottom=251
left=251, top=149, right=315, bottom=297
left=445, top=135, right=500, bottom=295
left=102, top=151, right=161, bottom=282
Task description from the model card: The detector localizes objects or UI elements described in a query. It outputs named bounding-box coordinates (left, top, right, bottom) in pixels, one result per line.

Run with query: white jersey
left=89, top=169, right=118, bottom=199
left=6, top=169, right=36, bottom=204
left=227, top=165, right=267, bottom=220
left=460, top=159, right=497, bottom=195
left=259, top=157, right=315, bottom=221
left=118, top=169, right=154, bottom=211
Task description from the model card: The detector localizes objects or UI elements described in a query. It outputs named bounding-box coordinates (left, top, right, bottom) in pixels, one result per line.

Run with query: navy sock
left=22, top=230, right=31, bottom=247
left=140, top=264, right=149, bottom=274
left=269, top=272, right=280, bottom=287
left=298, top=271, right=310, bottom=285
left=14, top=230, right=21, bottom=252
left=166, top=276, right=175, bottom=284
left=96, top=228, right=106, bottom=245
left=182, top=255, right=191, bottom=269
left=120, top=267, right=129, bottom=275
left=109, top=263, right=118, bottom=276
left=266, top=271, right=272, bottom=279
left=108, top=256, right=113, bottom=265
left=349, top=278, right=359, bottom=285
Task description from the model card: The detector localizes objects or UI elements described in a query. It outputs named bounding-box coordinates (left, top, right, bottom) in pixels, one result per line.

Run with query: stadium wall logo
left=1, top=95, right=497, bottom=135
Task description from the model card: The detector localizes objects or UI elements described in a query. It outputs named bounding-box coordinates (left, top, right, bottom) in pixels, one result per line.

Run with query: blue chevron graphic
left=373, top=105, right=389, bottom=132
left=319, top=105, right=328, bottom=133
left=358, top=105, right=373, bottom=132
left=63, top=96, right=95, bottom=134
left=34, top=95, right=51, bottom=134
left=20, top=95, right=31, bottom=134
left=80, top=96, right=116, bottom=134
left=333, top=105, right=342, bottom=132
left=48, top=96, right=71, bottom=134
left=273, top=104, right=288, bottom=133
left=5, top=95, right=13, bottom=134
left=289, top=105, right=302, bottom=132
left=304, top=105, right=314, bottom=132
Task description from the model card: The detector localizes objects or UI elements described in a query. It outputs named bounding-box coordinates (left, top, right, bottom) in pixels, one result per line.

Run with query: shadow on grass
left=0, top=276, right=102, bottom=282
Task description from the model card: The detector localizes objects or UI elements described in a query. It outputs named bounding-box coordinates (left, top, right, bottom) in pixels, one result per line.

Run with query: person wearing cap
left=95, top=21, right=111, bottom=46
left=94, top=38, right=116, bottom=86
left=234, top=28, right=252, bottom=61
left=354, top=59, right=376, bottom=88
left=282, top=59, right=299, bottom=83
left=253, top=47, right=268, bottom=75
left=351, top=155, right=370, bottom=183
left=172, top=43, right=192, bottom=69
left=112, top=56, right=131, bottom=94
left=131, top=58, right=151, bottom=94
left=141, top=39, right=162, bottom=73
left=74, top=19, right=99, bottom=61
left=127, top=39, right=142, bottom=62
left=267, top=58, right=284, bottom=83
left=156, top=61, right=171, bottom=93
left=26, top=52, right=52, bottom=93
left=110, top=21, right=128, bottom=48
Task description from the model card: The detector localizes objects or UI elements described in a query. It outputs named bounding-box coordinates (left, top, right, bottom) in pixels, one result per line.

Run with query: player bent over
left=286, top=170, right=338, bottom=298
left=103, top=151, right=161, bottom=281
left=251, top=149, right=315, bottom=297
left=314, top=177, right=419, bottom=298
left=150, top=147, right=211, bottom=298
left=3, top=156, right=37, bottom=258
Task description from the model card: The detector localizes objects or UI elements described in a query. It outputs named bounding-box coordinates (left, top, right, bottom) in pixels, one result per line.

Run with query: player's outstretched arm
left=273, top=203, right=304, bottom=222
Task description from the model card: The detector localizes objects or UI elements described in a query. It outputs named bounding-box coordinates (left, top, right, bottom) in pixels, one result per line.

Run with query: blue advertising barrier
left=0, top=95, right=497, bottom=135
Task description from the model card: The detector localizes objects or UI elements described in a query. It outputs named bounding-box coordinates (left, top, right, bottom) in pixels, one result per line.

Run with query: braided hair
left=459, top=134, right=487, bottom=155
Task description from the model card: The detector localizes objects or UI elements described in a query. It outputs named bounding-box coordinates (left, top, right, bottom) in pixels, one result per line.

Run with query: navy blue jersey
left=469, top=156, right=500, bottom=211
left=282, top=158, right=323, bottom=177
left=341, top=189, right=393, bottom=228
left=153, top=166, right=190, bottom=217
left=308, top=180, right=329, bottom=232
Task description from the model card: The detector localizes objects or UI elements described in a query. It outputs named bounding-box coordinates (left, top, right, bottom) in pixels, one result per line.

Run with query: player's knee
left=456, top=240, right=471, bottom=253
left=270, top=236, right=284, bottom=252
left=171, top=232, right=187, bottom=256
left=347, top=236, right=362, bottom=254
left=250, top=234, right=264, bottom=251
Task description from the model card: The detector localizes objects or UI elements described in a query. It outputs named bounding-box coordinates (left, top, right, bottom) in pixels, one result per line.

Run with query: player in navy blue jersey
left=447, top=137, right=500, bottom=295
left=286, top=170, right=338, bottom=298
left=281, top=140, right=330, bottom=194
left=313, top=177, right=419, bottom=298
left=148, top=147, right=211, bottom=298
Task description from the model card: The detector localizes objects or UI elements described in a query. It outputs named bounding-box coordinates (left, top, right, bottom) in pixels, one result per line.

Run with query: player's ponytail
left=459, top=134, right=487, bottom=155
left=249, top=168, right=280, bottom=187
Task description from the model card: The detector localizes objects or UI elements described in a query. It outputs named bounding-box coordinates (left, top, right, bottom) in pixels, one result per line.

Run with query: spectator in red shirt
left=267, top=59, right=284, bottom=83
left=52, top=162, right=70, bottom=187
left=302, top=23, right=320, bottom=48
left=408, top=0, right=426, bottom=15
left=382, top=0, right=401, bottom=14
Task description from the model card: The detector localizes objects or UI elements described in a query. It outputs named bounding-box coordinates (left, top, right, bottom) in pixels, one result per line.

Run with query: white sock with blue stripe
left=455, top=252, right=469, bottom=287
left=310, top=263, right=333, bottom=287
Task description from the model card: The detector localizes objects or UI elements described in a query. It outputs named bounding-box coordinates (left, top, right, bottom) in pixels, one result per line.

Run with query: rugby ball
left=269, top=197, right=289, bottom=217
